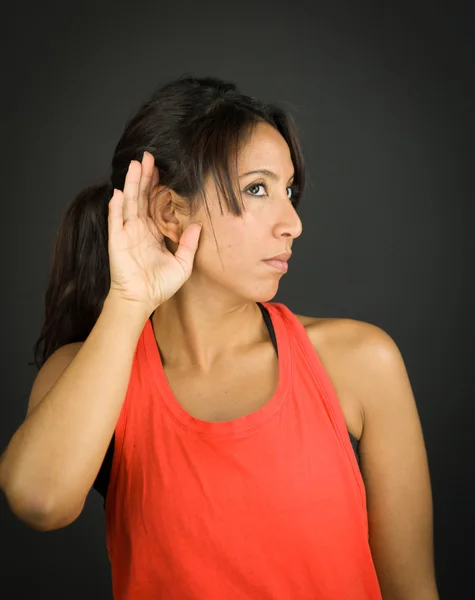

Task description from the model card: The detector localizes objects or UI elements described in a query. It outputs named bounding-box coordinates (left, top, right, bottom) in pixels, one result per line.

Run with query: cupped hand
left=107, top=152, right=202, bottom=313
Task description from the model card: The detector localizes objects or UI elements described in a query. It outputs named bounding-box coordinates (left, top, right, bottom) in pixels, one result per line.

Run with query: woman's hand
left=107, top=151, right=202, bottom=314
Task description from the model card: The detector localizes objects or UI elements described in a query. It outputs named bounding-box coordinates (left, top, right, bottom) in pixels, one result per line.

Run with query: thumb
left=174, top=222, right=203, bottom=269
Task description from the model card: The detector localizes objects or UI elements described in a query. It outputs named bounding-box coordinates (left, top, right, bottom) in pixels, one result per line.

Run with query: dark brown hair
left=31, top=75, right=306, bottom=370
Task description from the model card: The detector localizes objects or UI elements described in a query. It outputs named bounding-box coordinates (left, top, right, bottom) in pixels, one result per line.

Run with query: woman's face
left=164, top=121, right=303, bottom=302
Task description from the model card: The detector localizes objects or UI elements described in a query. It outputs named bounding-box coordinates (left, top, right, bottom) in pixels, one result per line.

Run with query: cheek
left=197, top=214, right=262, bottom=267
left=221, top=226, right=261, bottom=262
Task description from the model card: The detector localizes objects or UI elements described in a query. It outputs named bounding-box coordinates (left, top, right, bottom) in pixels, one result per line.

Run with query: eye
left=245, top=182, right=268, bottom=196
left=244, top=181, right=300, bottom=206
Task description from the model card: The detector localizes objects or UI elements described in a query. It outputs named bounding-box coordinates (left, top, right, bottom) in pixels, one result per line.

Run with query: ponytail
left=30, top=183, right=112, bottom=369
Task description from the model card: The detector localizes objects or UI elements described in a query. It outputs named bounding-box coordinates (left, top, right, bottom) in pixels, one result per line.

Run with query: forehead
left=238, top=122, right=292, bottom=168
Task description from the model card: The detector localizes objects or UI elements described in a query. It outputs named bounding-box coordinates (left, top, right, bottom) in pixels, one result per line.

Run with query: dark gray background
left=1, top=1, right=473, bottom=598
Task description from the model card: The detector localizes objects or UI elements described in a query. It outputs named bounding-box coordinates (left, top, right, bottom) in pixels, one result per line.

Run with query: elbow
left=3, top=490, right=56, bottom=531
left=0, top=452, right=84, bottom=531
left=2, top=480, right=83, bottom=532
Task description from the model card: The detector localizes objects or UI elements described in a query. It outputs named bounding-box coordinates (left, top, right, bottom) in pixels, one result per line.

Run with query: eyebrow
left=239, top=169, right=295, bottom=181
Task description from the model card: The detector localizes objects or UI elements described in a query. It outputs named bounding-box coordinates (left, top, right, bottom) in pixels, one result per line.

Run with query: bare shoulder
left=294, top=313, right=388, bottom=439
left=295, top=313, right=376, bottom=342
left=294, top=312, right=388, bottom=370
left=294, top=313, right=373, bottom=363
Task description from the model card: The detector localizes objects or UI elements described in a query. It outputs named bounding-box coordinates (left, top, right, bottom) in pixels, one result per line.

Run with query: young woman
left=0, top=75, right=438, bottom=599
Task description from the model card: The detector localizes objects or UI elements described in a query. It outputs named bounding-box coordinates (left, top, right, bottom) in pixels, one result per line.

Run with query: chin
left=247, top=287, right=279, bottom=304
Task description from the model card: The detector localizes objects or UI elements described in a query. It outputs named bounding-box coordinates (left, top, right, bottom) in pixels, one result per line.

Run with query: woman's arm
left=351, top=323, right=439, bottom=600
left=0, top=294, right=149, bottom=530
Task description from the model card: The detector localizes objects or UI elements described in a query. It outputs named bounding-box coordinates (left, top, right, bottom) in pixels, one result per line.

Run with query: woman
left=0, top=75, right=438, bottom=599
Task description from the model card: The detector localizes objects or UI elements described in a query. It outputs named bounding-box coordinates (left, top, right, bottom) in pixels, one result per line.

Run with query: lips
left=264, top=251, right=292, bottom=262
left=263, top=257, right=290, bottom=273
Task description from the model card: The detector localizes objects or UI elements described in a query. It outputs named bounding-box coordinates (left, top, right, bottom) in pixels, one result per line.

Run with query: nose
left=274, top=198, right=303, bottom=240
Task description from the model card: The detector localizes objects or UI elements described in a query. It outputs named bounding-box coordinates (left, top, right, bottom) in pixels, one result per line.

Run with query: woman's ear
left=151, top=186, right=190, bottom=247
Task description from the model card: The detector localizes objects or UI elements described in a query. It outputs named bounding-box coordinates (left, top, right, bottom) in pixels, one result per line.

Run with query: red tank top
left=105, top=302, right=382, bottom=599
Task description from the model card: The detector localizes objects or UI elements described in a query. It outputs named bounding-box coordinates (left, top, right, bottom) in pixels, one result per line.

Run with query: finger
left=147, top=167, right=161, bottom=220
left=108, top=189, right=124, bottom=239
left=174, top=222, right=203, bottom=273
left=122, top=160, right=141, bottom=222
left=137, top=151, right=155, bottom=219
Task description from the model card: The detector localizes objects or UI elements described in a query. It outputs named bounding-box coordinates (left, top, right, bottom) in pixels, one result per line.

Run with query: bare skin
left=149, top=311, right=365, bottom=441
